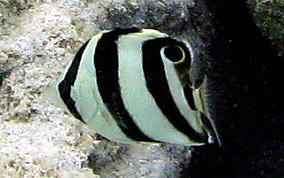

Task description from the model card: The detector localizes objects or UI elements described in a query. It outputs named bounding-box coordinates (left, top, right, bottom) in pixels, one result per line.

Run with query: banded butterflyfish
left=44, top=28, right=219, bottom=146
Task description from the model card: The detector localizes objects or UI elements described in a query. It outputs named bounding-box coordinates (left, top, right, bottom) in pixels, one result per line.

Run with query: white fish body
left=44, top=28, right=218, bottom=146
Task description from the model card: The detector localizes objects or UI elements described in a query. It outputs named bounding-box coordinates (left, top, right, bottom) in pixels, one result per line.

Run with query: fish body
left=45, top=28, right=216, bottom=146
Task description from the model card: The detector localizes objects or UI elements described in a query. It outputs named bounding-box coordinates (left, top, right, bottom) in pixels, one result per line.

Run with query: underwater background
left=0, top=0, right=283, bottom=177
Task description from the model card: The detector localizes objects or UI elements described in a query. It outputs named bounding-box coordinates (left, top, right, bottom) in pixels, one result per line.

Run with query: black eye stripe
left=142, top=37, right=208, bottom=143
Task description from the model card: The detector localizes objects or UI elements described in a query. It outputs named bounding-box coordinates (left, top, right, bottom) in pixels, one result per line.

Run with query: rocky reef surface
left=0, top=0, right=283, bottom=177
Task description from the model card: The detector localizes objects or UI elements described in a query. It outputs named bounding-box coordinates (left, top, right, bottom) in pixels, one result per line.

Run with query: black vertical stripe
left=184, top=85, right=197, bottom=110
left=58, top=40, right=90, bottom=123
left=142, top=38, right=207, bottom=143
left=94, top=28, right=155, bottom=142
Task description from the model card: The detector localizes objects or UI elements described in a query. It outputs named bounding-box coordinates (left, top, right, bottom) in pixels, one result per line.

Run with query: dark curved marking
left=184, top=85, right=197, bottom=110
left=94, top=28, right=155, bottom=142
left=142, top=37, right=207, bottom=143
left=58, top=40, right=90, bottom=123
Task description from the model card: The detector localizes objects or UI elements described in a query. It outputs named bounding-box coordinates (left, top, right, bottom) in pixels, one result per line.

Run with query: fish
left=44, top=28, right=219, bottom=146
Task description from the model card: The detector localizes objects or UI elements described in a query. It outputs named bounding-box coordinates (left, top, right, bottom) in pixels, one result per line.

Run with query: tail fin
left=42, top=81, right=70, bottom=114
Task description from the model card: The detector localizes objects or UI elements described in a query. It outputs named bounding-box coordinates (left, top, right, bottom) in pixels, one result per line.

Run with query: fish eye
left=163, top=45, right=185, bottom=63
